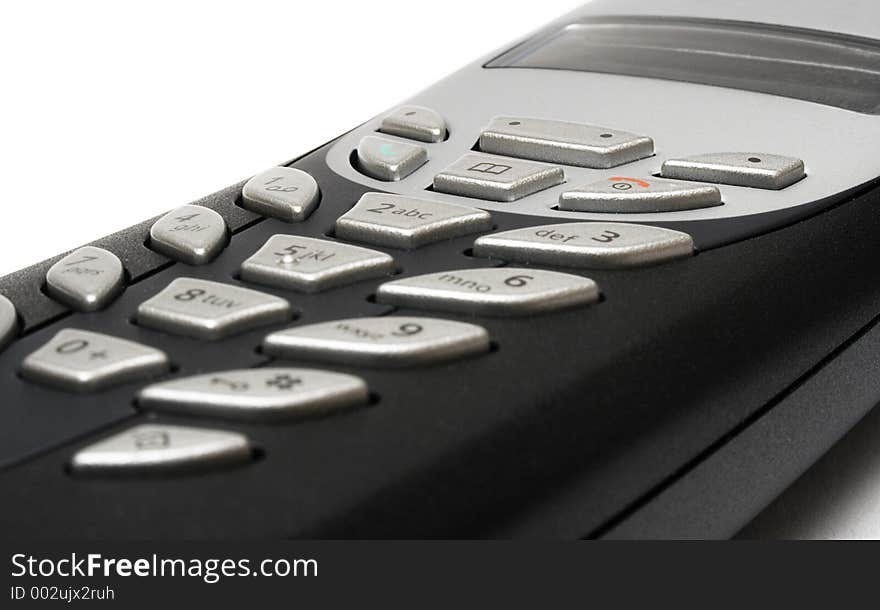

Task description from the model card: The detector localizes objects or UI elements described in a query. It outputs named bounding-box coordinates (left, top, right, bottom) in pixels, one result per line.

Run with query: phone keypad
left=21, top=328, right=169, bottom=393
left=356, top=135, right=427, bottom=182
left=433, top=153, right=564, bottom=202
left=70, top=424, right=253, bottom=476
left=241, top=235, right=394, bottom=293
left=335, top=193, right=492, bottom=250
left=473, top=222, right=693, bottom=269
left=376, top=267, right=599, bottom=316
left=149, top=205, right=228, bottom=265
left=559, top=177, right=721, bottom=213
left=138, top=367, right=369, bottom=421
left=263, top=316, right=490, bottom=367
left=661, top=152, right=805, bottom=190
left=0, top=295, right=16, bottom=352
left=136, top=278, right=291, bottom=340
left=241, top=167, right=320, bottom=222
left=479, top=116, right=654, bottom=169
left=45, top=246, right=125, bottom=312
left=379, top=105, right=447, bottom=143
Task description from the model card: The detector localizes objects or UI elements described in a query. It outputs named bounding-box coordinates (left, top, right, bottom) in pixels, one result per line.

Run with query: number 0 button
left=21, top=328, right=170, bottom=392
left=376, top=268, right=599, bottom=316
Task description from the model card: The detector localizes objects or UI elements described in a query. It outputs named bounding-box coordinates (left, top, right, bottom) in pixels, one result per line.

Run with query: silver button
left=138, top=367, right=368, bottom=421
left=376, top=268, right=598, bottom=316
left=356, top=135, right=427, bottom=181
left=474, top=223, right=693, bottom=269
left=379, top=105, right=447, bottom=143
left=70, top=424, right=252, bottom=476
left=479, top=117, right=654, bottom=169
left=263, top=316, right=490, bottom=367
left=21, top=328, right=169, bottom=393
left=240, top=235, right=395, bottom=293
left=44, top=246, right=125, bottom=312
left=660, top=153, right=805, bottom=190
left=149, top=205, right=228, bottom=265
left=241, top=167, right=320, bottom=222
left=335, top=193, right=493, bottom=250
left=136, top=278, right=291, bottom=340
left=0, top=295, right=17, bottom=352
left=559, top=176, right=721, bottom=213
left=433, top=153, right=564, bottom=202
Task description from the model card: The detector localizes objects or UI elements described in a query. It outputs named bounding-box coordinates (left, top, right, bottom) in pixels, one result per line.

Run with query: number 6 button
left=376, top=268, right=599, bottom=316
left=263, top=317, right=490, bottom=367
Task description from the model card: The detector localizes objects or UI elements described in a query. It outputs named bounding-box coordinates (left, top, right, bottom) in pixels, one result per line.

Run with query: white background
left=4, top=0, right=880, bottom=539
left=0, top=0, right=578, bottom=276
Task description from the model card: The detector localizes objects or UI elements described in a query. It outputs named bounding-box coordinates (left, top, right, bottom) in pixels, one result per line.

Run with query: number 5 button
left=473, top=223, right=693, bottom=269
left=263, top=317, right=490, bottom=367
left=376, top=268, right=599, bottom=316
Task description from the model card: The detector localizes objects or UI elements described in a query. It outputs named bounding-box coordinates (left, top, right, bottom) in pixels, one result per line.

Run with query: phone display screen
left=487, top=17, right=880, bottom=114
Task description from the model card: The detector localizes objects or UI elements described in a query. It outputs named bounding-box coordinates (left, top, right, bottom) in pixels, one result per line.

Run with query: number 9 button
left=263, top=316, right=490, bottom=367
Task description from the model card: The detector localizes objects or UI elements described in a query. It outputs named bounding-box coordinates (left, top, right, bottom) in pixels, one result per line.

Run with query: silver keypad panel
left=559, top=177, right=721, bottom=213
left=263, top=317, right=490, bottom=367
left=241, top=167, right=320, bottom=222
left=45, top=246, right=124, bottom=312
left=138, top=367, right=368, bottom=421
left=376, top=268, right=599, bottom=316
left=335, top=193, right=492, bottom=249
left=149, top=205, right=228, bottom=265
left=433, top=153, right=564, bottom=202
left=661, top=153, right=805, bottom=190
left=474, top=223, right=694, bottom=269
left=479, top=116, right=654, bottom=169
left=0, top=295, right=16, bottom=352
left=241, top=235, right=394, bottom=293
left=70, top=424, right=252, bottom=476
left=379, top=105, right=447, bottom=143
left=21, top=328, right=169, bottom=393
left=356, top=135, right=427, bottom=182
left=137, top=278, right=291, bottom=340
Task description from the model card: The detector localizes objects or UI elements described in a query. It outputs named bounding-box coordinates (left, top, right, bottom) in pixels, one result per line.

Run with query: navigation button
left=379, top=105, right=447, bottom=143
left=433, top=153, right=564, bottom=202
left=241, top=167, right=320, bottom=222
left=479, top=117, right=654, bottom=168
left=473, top=222, right=693, bottom=269
left=356, top=135, right=427, bottom=181
left=21, top=328, right=169, bottom=392
left=263, top=316, right=490, bottom=367
left=136, top=278, right=291, bottom=340
left=660, top=153, right=805, bottom=189
left=240, top=235, right=395, bottom=293
left=138, top=367, right=369, bottom=421
left=149, top=205, right=228, bottom=265
left=44, top=246, right=124, bottom=312
left=70, top=424, right=252, bottom=476
left=376, top=268, right=598, bottom=316
left=559, top=177, right=721, bottom=213
left=335, top=193, right=492, bottom=249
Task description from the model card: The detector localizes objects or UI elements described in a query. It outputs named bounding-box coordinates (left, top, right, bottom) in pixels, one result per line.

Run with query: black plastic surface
left=2, top=137, right=880, bottom=538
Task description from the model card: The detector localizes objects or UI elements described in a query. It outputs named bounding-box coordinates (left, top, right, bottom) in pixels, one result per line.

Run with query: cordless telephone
left=2, top=0, right=880, bottom=539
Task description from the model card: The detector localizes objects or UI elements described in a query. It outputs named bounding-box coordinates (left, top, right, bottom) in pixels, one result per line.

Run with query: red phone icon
left=609, top=176, right=650, bottom=188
